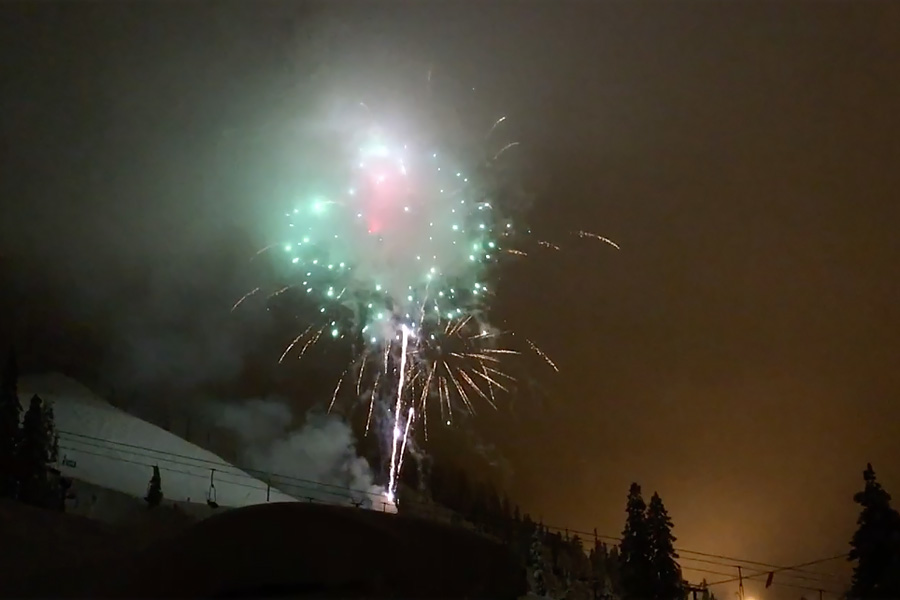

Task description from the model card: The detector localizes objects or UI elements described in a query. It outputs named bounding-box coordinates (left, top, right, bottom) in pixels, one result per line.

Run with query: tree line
left=0, top=349, right=68, bottom=510
left=425, top=462, right=705, bottom=600
left=426, top=460, right=900, bottom=600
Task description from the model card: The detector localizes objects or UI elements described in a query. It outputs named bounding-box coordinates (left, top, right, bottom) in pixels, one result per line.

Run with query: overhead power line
left=537, top=521, right=845, bottom=587
left=56, top=429, right=849, bottom=591
left=705, top=554, right=849, bottom=590
left=677, top=564, right=843, bottom=595
left=678, top=556, right=842, bottom=585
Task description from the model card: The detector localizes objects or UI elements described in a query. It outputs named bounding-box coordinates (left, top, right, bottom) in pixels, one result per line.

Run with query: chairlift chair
left=207, top=468, right=219, bottom=509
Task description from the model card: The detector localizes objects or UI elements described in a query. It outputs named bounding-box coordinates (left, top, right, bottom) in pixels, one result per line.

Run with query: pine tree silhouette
left=647, top=492, right=683, bottom=600
left=619, top=482, right=654, bottom=600
left=848, top=463, right=900, bottom=599
left=590, top=540, right=616, bottom=600
left=589, top=540, right=608, bottom=589
left=0, top=349, right=21, bottom=498
left=17, top=394, right=58, bottom=506
left=607, top=544, right=622, bottom=597
left=42, top=401, right=59, bottom=465
left=529, top=527, right=548, bottom=597
left=145, top=465, right=163, bottom=508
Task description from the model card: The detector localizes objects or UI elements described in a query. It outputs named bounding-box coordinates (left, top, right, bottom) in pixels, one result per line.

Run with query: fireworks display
left=238, top=94, right=616, bottom=506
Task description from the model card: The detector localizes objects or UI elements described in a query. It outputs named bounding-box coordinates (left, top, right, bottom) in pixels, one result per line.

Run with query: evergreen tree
left=41, top=400, right=59, bottom=465
left=570, top=535, right=587, bottom=575
left=619, top=483, right=654, bottom=600
left=607, top=545, right=622, bottom=597
left=145, top=465, right=163, bottom=508
left=848, top=463, right=900, bottom=599
left=590, top=540, right=615, bottom=599
left=647, top=492, right=683, bottom=600
left=568, top=534, right=592, bottom=596
left=17, top=394, right=58, bottom=506
left=496, top=493, right=514, bottom=541
left=511, top=512, right=536, bottom=572
left=530, top=526, right=548, bottom=596
left=0, top=349, right=21, bottom=498
left=589, top=540, right=607, bottom=581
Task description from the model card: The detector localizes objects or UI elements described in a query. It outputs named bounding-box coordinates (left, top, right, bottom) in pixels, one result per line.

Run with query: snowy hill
left=19, top=373, right=298, bottom=508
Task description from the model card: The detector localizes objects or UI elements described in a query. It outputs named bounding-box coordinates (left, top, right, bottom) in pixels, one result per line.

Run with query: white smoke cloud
left=212, top=399, right=395, bottom=511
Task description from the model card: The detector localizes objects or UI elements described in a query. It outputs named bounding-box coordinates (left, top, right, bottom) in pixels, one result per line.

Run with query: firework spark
left=492, top=141, right=520, bottom=161
left=526, top=338, right=559, bottom=372
left=387, top=325, right=411, bottom=501
left=231, top=287, right=260, bottom=311
left=235, top=95, right=617, bottom=507
left=575, top=230, right=621, bottom=250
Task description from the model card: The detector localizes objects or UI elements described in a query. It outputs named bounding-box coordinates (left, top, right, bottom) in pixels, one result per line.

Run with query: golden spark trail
left=483, top=364, right=517, bottom=382
left=471, top=329, right=500, bottom=340
left=481, top=362, right=497, bottom=407
left=492, top=141, right=520, bottom=161
left=231, top=288, right=260, bottom=311
left=575, top=230, right=621, bottom=250
left=440, top=377, right=451, bottom=424
left=485, top=116, right=507, bottom=139
left=251, top=244, right=275, bottom=260
left=419, top=365, right=435, bottom=439
left=446, top=361, right=476, bottom=415
left=298, top=328, right=324, bottom=360
left=356, top=355, right=367, bottom=397
left=278, top=325, right=314, bottom=364
left=365, top=377, right=379, bottom=436
left=458, top=368, right=496, bottom=410
left=328, top=369, right=347, bottom=413
left=467, top=352, right=502, bottom=363
left=472, top=368, right=511, bottom=393
left=527, top=338, right=559, bottom=372
left=267, top=286, right=291, bottom=300
left=448, top=315, right=471, bottom=337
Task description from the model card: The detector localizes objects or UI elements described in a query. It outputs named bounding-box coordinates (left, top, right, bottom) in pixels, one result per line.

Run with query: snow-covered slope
left=19, top=373, right=297, bottom=508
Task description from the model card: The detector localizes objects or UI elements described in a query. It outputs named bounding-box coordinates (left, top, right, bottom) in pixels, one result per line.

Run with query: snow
left=18, top=373, right=298, bottom=508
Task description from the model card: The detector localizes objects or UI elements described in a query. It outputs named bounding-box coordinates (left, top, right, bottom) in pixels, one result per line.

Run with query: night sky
left=2, top=2, right=899, bottom=598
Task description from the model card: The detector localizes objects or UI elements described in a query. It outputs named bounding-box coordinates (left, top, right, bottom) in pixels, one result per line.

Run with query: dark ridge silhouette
left=8, top=501, right=527, bottom=599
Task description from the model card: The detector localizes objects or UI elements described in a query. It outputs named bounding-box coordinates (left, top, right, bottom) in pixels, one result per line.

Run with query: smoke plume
left=212, top=399, right=393, bottom=511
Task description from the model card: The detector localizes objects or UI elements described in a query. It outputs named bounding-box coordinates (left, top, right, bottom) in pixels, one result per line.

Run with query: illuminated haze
left=1, top=5, right=899, bottom=600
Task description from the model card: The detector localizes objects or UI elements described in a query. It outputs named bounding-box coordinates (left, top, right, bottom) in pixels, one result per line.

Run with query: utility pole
left=685, top=584, right=702, bottom=600
left=737, top=566, right=745, bottom=600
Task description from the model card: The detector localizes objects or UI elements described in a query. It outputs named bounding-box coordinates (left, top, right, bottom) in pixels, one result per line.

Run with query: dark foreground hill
left=0, top=498, right=127, bottom=578
left=3, top=501, right=527, bottom=599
